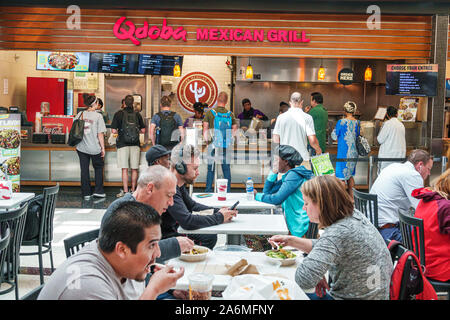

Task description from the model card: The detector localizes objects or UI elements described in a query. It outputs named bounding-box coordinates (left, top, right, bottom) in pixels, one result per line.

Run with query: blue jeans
left=378, top=225, right=403, bottom=243
left=205, top=146, right=231, bottom=193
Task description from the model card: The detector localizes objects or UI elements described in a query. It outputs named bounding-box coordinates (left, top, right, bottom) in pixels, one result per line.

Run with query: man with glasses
left=370, top=149, right=433, bottom=242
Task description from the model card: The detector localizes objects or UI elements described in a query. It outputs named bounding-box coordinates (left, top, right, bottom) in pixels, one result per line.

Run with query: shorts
left=117, top=146, right=141, bottom=169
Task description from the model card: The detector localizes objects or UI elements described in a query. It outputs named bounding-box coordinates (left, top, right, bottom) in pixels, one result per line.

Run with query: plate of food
left=179, top=245, right=210, bottom=262
left=0, top=129, right=20, bottom=149
left=48, top=52, right=79, bottom=70
left=265, top=246, right=297, bottom=266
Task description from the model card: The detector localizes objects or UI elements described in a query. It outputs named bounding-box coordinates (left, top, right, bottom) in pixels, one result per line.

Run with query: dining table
left=192, top=193, right=277, bottom=213
left=178, top=213, right=289, bottom=245
left=166, top=250, right=311, bottom=299
left=0, top=192, right=35, bottom=210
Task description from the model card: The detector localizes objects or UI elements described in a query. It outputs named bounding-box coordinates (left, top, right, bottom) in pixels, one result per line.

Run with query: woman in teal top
left=255, top=145, right=314, bottom=237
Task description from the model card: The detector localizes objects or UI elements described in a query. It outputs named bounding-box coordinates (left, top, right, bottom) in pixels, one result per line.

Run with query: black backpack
left=157, top=111, right=177, bottom=147
left=23, top=195, right=43, bottom=241
left=121, top=110, right=140, bottom=145
left=68, top=112, right=85, bottom=146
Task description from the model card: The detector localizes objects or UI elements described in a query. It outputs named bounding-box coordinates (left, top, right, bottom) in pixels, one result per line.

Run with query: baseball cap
left=146, top=144, right=171, bottom=166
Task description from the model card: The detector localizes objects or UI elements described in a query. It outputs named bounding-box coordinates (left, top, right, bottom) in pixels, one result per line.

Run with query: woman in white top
left=377, top=106, right=406, bottom=173
left=75, top=94, right=107, bottom=200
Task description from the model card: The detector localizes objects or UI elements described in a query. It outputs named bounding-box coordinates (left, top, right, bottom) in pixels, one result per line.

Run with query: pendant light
left=173, top=62, right=181, bottom=77
left=317, top=59, right=325, bottom=81
left=364, top=65, right=372, bottom=81
left=245, top=57, right=253, bottom=80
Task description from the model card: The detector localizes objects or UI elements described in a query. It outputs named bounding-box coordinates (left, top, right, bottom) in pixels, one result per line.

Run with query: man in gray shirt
left=38, top=201, right=184, bottom=300
left=101, top=165, right=194, bottom=263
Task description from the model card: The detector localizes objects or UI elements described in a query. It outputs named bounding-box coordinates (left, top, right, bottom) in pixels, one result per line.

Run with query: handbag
left=68, top=112, right=85, bottom=147
left=355, top=121, right=371, bottom=157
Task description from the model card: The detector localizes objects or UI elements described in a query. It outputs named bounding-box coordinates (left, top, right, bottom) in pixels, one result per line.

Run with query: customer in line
left=370, top=149, right=433, bottom=242
left=307, top=92, right=328, bottom=155
left=412, top=168, right=450, bottom=282
left=111, top=95, right=146, bottom=197
left=75, top=93, right=107, bottom=200
left=272, top=92, right=321, bottom=170
left=269, top=175, right=393, bottom=300
left=203, top=91, right=238, bottom=192
left=377, top=106, right=406, bottom=172
left=38, top=201, right=184, bottom=300
left=331, top=101, right=360, bottom=200
left=162, top=144, right=237, bottom=249
left=146, top=144, right=171, bottom=169
left=96, top=98, right=109, bottom=125
left=255, top=145, right=314, bottom=237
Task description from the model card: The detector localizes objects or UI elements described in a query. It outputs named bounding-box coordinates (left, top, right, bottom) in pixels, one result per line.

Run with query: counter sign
left=177, top=72, right=218, bottom=113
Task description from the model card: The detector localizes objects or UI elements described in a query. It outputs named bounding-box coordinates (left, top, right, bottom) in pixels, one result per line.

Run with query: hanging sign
left=338, top=68, right=355, bottom=85
left=177, top=72, right=219, bottom=113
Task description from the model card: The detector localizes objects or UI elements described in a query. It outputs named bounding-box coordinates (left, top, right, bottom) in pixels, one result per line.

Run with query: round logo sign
left=338, top=68, right=354, bottom=86
left=177, top=72, right=219, bottom=113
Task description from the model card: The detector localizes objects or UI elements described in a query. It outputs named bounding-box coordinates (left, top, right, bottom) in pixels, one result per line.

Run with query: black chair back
left=0, top=227, right=11, bottom=285
left=304, top=222, right=319, bottom=239
left=0, top=202, right=29, bottom=297
left=353, top=188, right=379, bottom=228
left=398, top=208, right=426, bottom=267
left=20, top=284, right=44, bottom=300
left=64, top=228, right=100, bottom=258
left=39, top=184, right=59, bottom=245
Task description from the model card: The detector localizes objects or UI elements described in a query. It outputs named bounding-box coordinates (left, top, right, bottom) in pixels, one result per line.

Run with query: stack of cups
left=216, top=179, right=228, bottom=201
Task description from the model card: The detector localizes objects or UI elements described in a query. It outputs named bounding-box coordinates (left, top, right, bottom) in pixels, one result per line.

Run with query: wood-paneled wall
left=0, top=7, right=432, bottom=59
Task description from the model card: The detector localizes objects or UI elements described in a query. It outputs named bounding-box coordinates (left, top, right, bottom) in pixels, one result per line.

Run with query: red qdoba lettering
left=197, top=28, right=209, bottom=40
left=219, top=29, right=229, bottom=41
left=113, top=16, right=187, bottom=45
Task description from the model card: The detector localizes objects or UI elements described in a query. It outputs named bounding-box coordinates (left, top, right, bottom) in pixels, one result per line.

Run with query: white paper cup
left=216, top=179, right=228, bottom=201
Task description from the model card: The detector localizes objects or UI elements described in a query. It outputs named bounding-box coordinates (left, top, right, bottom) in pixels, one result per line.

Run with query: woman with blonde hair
left=412, top=168, right=450, bottom=282
left=269, top=175, right=393, bottom=300
left=331, top=101, right=360, bottom=199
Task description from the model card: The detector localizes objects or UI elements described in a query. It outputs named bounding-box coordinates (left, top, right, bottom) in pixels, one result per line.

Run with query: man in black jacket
left=162, top=144, right=238, bottom=249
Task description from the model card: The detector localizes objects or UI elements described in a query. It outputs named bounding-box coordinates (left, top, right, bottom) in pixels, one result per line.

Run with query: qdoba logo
left=113, top=17, right=188, bottom=45
left=177, top=72, right=219, bottom=113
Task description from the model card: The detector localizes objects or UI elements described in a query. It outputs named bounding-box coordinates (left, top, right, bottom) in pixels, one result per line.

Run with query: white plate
left=179, top=245, right=210, bottom=262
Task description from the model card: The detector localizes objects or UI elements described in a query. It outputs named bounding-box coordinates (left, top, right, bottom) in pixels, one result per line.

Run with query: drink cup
left=188, top=273, right=214, bottom=300
left=216, top=179, right=228, bottom=201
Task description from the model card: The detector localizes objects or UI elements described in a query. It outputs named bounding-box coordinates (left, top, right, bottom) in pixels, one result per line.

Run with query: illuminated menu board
left=138, top=55, right=183, bottom=75
left=89, top=53, right=139, bottom=74
left=386, top=64, right=438, bottom=97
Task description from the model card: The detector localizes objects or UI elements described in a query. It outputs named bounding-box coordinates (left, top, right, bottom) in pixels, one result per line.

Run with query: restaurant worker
left=269, top=175, right=393, bottom=300
left=162, top=144, right=238, bottom=249
left=237, top=98, right=268, bottom=121
left=183, top=102, right=205, bottom=128
left=38, top=201, right=185, bottom=300
left=146, top=144, right=171, bottom=169
left=101, top=165, right=194, bottom=263
left=255, top=145, right=314, bottom=237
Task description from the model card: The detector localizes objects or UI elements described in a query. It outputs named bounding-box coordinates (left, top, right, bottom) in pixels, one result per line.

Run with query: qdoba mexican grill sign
left=177, top=72, right=219, bottom=113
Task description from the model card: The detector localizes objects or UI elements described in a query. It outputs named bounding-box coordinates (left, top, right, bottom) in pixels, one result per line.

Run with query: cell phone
left=229, top=201, right=239, bottom=210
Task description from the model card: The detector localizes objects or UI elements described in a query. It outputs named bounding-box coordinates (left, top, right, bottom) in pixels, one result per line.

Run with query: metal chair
left=64, top=228, right=100, bottom=258
left=304, top=222, right=319, bottom=239
left=0, top=202, right=29, bottom=300
left=20, top=184, right=59, bottom=285
left=398, top=208, right=450, bottom=299
left=20, top=283, right=44, bottom=300
left=0, top=227, right=11, bottom=288
left=353, top=188, right=379, bottom=229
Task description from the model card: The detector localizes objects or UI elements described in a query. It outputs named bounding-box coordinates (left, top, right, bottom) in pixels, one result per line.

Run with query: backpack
left=355, top=120, right=371, bottom=157
left=22, top=195, right=43, bottom=241
left=68, top=112, right=85, bottom=146
left=157, top=111, right=177, bottom=147
left=387, top=240, right=438, bottom=300
left=121, top=110, right=140, bottom=145
left=211, top=109, right=232, bottom=148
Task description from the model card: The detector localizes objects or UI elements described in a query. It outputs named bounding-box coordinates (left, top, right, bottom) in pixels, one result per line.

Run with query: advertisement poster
left=0, top=114, right=21, bottom=192
left=398, top=97, right=419, bottom=122
left=36, top=51, right=90, bottom=72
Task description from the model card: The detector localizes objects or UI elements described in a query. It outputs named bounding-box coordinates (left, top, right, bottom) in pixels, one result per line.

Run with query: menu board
left=138, top=55, right=183, bottom=75
left=386, top=64, right=438, bottom=97
left=36, top=51, right=90, bottom=71
left=0, top=114, right=21, bottom=192
left=89, top=53, right=139, bottom=74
